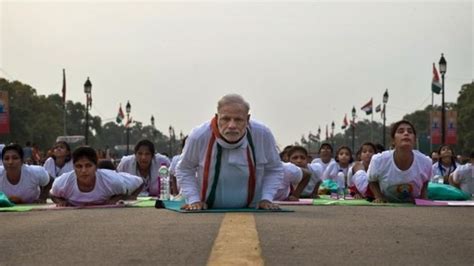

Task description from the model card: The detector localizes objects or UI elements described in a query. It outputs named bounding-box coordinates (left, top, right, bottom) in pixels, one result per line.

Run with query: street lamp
left=382, top=89, right=389, bottom=147
left=151, top=115, right=157, bottom=143
left=126, top=101, right=131, bottom=155
left=351, top=106, right=356, bottom=153
left=331, top=121, right=335, bottom=148
left=83, top=77, right=92, bottom=145
left=439, top=53, right=447, bottom=145
left=168, top=125, right=174, bottom=156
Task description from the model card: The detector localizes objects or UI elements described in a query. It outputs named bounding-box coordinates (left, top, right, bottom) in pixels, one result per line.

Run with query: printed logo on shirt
left=386, top=183, right=414, bottom=201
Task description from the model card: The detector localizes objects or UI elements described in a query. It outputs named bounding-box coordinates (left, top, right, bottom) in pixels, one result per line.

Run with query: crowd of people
left=0, top=94, right=472, bottom=209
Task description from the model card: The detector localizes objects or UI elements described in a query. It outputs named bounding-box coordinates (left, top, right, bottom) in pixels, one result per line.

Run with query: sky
left=0, top=0, right=472, bottom=148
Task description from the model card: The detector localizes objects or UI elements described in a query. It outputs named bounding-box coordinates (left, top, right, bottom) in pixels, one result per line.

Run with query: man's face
left=217, top=103, right=249, bottom=143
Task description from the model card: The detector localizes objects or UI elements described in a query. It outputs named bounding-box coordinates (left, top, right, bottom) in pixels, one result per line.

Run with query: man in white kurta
left=176, top=94, right=283, bottom=210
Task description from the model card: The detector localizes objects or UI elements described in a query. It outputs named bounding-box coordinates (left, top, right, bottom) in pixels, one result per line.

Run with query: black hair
left=134, top=139, right=155, bottom=155
left=287, top=146, right=308, bottom=158
left=437, top=144, right=457, bottom=176
left=72, top=146, right=98, bottom=165
left=2, top=143, right=24, bottom=162
left=51, top=141, right=72, bottom=163
left=97, top=159, right=116, bottom=170
left=318, top=143, right=333, bottom=154
left=390, top=120, right=417, bottom=139
left=334, top=146, right=354, bottom=164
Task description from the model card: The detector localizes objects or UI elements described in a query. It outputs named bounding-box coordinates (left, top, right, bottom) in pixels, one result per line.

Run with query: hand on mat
left=287, top=195, right=299, bottom=201
left=33, top=198, right=47, bottom=204
left=258, top=200, right=280, bottom=210
left=54, top=199, right=69, bottom=207
left=353, top=193, right=364, bottom=199
left=182, top=201, right=208, bottom=211
left=373, top=198, right=387, bottom=203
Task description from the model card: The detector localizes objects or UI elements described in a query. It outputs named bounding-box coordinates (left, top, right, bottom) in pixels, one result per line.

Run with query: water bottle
left=337, top=170, right=346, bottom=200
left=158, top=164, right=170, bottom=200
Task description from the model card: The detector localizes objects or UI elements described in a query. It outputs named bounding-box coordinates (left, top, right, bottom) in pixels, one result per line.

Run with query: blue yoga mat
left=160, top=200, right=293, bottom=213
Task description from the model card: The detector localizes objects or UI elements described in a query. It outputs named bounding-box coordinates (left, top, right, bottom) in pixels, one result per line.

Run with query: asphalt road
left=0, top=206, right=473, bottom=265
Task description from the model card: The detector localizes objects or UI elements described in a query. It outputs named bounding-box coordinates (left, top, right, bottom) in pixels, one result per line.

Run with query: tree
left=456, top=82, right=474, bottom=156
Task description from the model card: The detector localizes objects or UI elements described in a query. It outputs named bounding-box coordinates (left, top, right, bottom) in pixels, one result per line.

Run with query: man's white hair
left=217, top=93, right=250, bottom=113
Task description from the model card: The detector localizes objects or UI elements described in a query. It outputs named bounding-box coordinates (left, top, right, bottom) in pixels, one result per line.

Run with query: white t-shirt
left=301, top=163, right=324, bottom=196
left=274, top=162, right=303, bottom=201
left=311, top=158, right=335, bottom=173
left=350, top=169, right=369, bottom=196
left=452, top=163, right=473, bottom=195
left=367, top=150, right=432, bottom=203
left=43, top=157, right=74, bottom=178
left=50, top=169, right=143, bottom=206
left=321, top=161, right=352, bottom=188
left=117, top=153, right=170, bottom=196
left=431, top=162, right=459, bottom=180
left=0, top=165, right=50, bottom=203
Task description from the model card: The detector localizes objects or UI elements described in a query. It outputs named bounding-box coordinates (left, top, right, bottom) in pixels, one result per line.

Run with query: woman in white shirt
left=0, top=144, right=51, bottom=203
left=43, top=141, right=74, bottom=178
left=368, top=120, right=432, bottom=203
left=50, top=146, right=143, bottom=206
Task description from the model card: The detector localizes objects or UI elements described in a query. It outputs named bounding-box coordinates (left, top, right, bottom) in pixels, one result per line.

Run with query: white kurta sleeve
left=176, top=134, right=203, bottom=204
left=260, top=129, right=284, bottom=202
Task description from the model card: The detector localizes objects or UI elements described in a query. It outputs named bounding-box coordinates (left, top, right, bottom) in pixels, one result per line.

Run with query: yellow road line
left=207, top=213, right=264, bottom=266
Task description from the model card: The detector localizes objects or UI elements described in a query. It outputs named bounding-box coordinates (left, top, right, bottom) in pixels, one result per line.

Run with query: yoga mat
left=160, top=200, right=293, bottom=213
left=312, top=195, right=413, bottom=207
left=274, top=199, right=314, bottom=205
left=415, top=199, right=474, bottom=207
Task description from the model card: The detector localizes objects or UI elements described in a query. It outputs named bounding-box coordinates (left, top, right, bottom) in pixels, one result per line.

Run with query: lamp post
left=168, top=126, right=174, bottom=156
left=126, top=101, right=131, bottom=155
left=351, top=106, right=356, bottom=153
left=382, top=89, right=389, bottom=147
left=331, top=121, right=335, bottom=148
left=317, top=126, right=321, bottom=151
left=83, top=77, right=92, bottom=145
left=439, top=53, right=447, bottom=145
left=151, top=115, right=156, bottom=143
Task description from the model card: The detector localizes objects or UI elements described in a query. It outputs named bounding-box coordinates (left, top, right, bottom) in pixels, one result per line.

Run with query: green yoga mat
left=158, top=200, right=293, bottom=213
left=313, top=196, right=413, bottom=207
left=0, top=205, right=35, bottom=212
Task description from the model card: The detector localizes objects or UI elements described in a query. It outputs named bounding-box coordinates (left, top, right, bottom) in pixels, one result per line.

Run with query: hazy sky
left=0, top=0, right=472, bottom=147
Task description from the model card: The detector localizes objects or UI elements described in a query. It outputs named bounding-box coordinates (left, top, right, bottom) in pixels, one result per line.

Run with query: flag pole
left=62, top=69, right=67, bottom=136
left=430, top=91, right=434, bottom=152
left=371, top=97, right=374, bottom=143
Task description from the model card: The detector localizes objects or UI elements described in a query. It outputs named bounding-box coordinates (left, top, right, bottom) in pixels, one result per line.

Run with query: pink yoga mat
left=274, top=199, right=314, bottom=205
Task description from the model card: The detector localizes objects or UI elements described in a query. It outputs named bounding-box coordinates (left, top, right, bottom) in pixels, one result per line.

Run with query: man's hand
left=181, top=201, right=208, bottom=211
left=258, top=200, right=280, bottom=210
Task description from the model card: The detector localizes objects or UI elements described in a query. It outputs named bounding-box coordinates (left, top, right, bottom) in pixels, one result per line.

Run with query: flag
left=361, top=98, right=373, bottom=115
left=116, top=104, right=125, bottom=124
left=341, top=114, right=349, bottom=129
left=62, top=69, right=66, bottom=105
left=375, top=104, right=381, bottom=113
left=308, top=132, right=318, bottom=142
left=432, top=63, right=442, bottom=94
left=300, top=135, right=308, bottom=145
